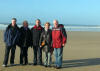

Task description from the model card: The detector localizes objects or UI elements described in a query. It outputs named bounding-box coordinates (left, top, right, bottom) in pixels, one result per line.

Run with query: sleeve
left=61, top=28, right=67, bottom=44
left=4, top=27, right=8, bottom=43
left=50, top=30, right=52, bottom=46
left=14, top=28, right=20, bottom=45
left=16, top=28, right=21, bottom=47
left=39, top=32, right=44, bottom=46
left=30, top=28, right=33, bottom=39
left=29, top=29, right=33, bottom=46
left=4, top=30, right=7, bottom=42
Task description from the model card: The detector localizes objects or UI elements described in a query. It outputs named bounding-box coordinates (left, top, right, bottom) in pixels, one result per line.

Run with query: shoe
left=53, top=65, right=57, bottom=68
left=48, top=65, right=51, bottom=67
left=2, top=64, right=7, bottom=67
left=24, top=63, right=28, bottom=65
left=20, top=63, right=23, bottom=65
left=39, top=63, right=43, bottom=66
left=33, top=63, right=37, bottom=65
left=20, top=64, right=24, bottom=66
left=44, top=65, right=47, bottom=67
left=10, top=63, right=15, bottom=66
left=56, top=67, right=61, bottom=69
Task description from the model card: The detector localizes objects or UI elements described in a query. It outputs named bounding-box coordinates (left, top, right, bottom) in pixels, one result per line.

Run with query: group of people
left=2, top=18, right=67, bottom=69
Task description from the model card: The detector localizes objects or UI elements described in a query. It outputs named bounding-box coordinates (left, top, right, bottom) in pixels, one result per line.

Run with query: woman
left=39, top=22, right=53, bottom=67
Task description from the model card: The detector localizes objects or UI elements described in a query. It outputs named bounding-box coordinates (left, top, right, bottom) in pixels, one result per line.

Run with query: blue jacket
left=4, top=24, right=20, bottom=46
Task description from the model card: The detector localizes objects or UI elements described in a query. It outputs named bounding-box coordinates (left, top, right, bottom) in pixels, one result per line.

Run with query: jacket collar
left=8, top=24, right=18, bottom=29
left=33, top=25, right=42, bottom=30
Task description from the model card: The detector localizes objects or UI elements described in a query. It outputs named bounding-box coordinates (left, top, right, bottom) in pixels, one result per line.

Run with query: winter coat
left=52, top=24, right=67, bottom=48
left=31, top=25, right=43, bottom=46
left=4, top=24, right=20, bottom=46
left=18, top=27, right=32, bottom=47
left=39, top=29, right=52, bottom=52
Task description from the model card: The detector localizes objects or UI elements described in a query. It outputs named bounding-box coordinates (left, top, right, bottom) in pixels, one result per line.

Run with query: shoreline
left=0, top=23, right=100, bottom=32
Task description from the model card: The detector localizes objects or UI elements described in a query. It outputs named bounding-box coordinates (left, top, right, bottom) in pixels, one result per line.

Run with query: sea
left=0, top=23, right=100, bottom=32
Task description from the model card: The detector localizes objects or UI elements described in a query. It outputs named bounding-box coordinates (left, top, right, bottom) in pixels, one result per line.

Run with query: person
left=52, top=20, right=67, bottom=69
left=18, top=20, right=32, bottom=65
left=31, top=19, right=43, bottom=65
left=39, top=22, right=53, bottom=67
left=2, top=18, right=20, bottom=67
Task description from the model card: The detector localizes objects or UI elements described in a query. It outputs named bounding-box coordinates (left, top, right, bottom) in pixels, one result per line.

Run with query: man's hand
left=62, top=44, right=65, bottom=47
left=40, top=45, right=42, bottom=48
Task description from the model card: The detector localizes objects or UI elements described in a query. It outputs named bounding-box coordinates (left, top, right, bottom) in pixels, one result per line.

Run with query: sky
left=0, top=0, right=100, bottom=25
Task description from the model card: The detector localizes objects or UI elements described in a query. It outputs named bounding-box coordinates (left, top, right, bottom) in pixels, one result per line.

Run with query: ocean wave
left=0, top=24, right=100, bottom=32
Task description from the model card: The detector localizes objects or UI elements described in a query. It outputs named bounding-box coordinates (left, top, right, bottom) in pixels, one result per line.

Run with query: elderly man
left=19, top=20, right=32, bottom=65
left=52, top=20, right=67, bottom=69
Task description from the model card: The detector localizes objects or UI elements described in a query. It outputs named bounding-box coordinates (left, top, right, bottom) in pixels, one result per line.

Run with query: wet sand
left=0, top=30, right=100, bottom=71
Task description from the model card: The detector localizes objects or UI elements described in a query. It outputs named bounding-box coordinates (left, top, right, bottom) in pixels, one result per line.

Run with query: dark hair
left=12, top=18, right=17, bottom=21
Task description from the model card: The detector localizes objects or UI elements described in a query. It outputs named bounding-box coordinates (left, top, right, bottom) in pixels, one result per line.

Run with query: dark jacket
left=52, top=24, right=67, bottom=48
left=18, top=27, right=32, bottom=47
left=4, top=24, right=20, bottom=46
left=39, top=29, right=52, bottom=52
left=31, top=25, right=43, bottom=46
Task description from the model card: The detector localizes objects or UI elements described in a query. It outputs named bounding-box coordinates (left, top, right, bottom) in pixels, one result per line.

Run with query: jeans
left=54, top=47, right=63, bottom=67
left=33, top=45, right=42, bottom=64
left=44, top=52, right=52, bottom=66
left=3, top=45, right=16, bottom=65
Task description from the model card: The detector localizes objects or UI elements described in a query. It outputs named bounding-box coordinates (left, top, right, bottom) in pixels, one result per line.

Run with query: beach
left=0, top=30, right=100, bottom=71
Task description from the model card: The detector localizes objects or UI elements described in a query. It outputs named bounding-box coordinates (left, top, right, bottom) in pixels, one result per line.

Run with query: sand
left=0, top=30, right=100, bottom=71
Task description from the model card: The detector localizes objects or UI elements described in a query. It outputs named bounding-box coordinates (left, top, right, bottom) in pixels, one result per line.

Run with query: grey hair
left=23, top=20, right=28, bottom=24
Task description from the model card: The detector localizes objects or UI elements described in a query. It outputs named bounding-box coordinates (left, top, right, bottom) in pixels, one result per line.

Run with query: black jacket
left=31, top=25, right=43, bottom=46
left=4, top=24, right=20, bottom=46
left=18, top=27, right=32, bottom=47
left=39, top=29, right=52, bottom=52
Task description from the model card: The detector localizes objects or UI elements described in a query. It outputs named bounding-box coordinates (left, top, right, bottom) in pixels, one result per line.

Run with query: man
left=2, top=18, right=20, bottom=67
left=19, top=20, right=32, bottom=65
left=31, top=19, right=43, bottom=65
left=52, top=20, right=67, bottom=69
